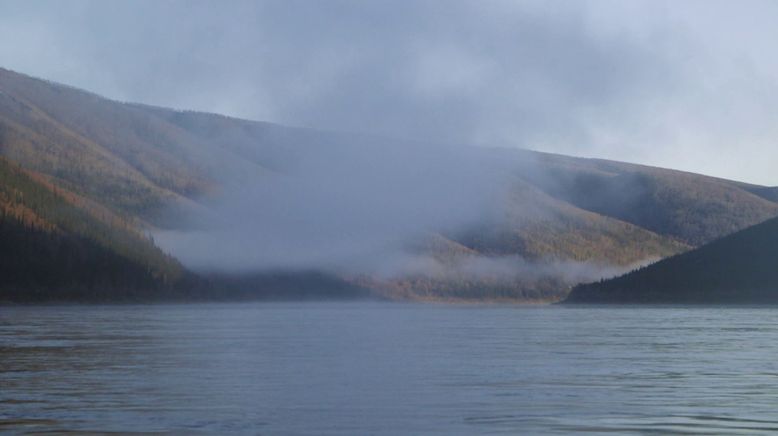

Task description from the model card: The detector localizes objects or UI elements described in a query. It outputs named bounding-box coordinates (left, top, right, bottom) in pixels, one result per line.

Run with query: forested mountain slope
left=565, top=216, right=778, bottom=304
left=0, top=157, right=186, bottom=301
left=152, top=107, right=778, bottom=249
left=1, top=67, right=777, bottom=301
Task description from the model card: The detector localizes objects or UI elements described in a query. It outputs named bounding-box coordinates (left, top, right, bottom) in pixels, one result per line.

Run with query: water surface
left=3, top=302, right=778, bottom=434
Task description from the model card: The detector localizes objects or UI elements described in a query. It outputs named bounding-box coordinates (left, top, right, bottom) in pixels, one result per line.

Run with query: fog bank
left=154, top=138, right=513, bottom=276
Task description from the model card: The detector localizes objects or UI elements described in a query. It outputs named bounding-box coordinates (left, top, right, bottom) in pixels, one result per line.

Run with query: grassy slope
left=565, top=216, right=778, bottom=303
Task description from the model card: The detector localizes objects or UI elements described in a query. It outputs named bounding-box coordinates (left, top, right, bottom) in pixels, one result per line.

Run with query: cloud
left=153, top=136, right=513, bottom=274
left=4, top=0, right=777, bottom=283
left=0, top=0, right=777, bottom=185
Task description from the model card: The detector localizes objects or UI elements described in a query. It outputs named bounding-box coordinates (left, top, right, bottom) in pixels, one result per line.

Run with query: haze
left=2, top=0, right=777, bottom=278
left=1, top=0, right=777, bottom=185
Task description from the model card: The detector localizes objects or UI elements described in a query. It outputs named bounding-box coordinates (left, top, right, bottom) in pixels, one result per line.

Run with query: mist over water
left=447, top=255, right=660, bottom=284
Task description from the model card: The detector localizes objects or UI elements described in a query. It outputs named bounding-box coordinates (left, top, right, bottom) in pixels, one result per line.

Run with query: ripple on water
left=2, top=303, right=778, bottom=434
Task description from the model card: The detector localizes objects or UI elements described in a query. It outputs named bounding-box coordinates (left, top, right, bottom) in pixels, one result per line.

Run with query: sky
left=1, top=0, right=777, bottom=184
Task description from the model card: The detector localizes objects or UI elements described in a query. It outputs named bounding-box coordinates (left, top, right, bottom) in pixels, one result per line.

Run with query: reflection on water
left=3, top=303, right=778, bottom=434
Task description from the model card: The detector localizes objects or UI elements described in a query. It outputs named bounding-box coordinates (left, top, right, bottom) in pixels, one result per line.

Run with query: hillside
left=152, top=109, right=778, bottom=248
left=0, top=156, right=372, bottom=302
left=565, top=216, right=778, bottom=303
left=1, top=67, right=778, bottom=301
left=0, top=157, right=188, bottom=302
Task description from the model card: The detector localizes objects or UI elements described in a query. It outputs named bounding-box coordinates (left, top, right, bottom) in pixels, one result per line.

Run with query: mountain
left=0, top=156, right=189, bottom=302
left=0, top=155, right=371, bottom=302
left=564, top=216, right=778, bottom=304
left=1, top=66, right=777, bottom=302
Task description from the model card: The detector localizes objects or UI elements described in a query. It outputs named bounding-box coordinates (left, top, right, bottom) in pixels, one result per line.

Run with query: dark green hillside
left=565, top=216, right=778, bottom=304
left=0, top=158, right=186, bottom=302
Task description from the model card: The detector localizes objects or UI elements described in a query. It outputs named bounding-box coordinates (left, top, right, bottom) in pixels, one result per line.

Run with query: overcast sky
left=1, top=0, right=777, bottom=184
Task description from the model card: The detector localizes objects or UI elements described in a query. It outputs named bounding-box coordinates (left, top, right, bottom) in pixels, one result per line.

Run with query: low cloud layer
left=426, top=254, right=661, bottom=287
left=154, top=139, right=512, bottom=275
left=1, top=1, right=778, bottom=184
